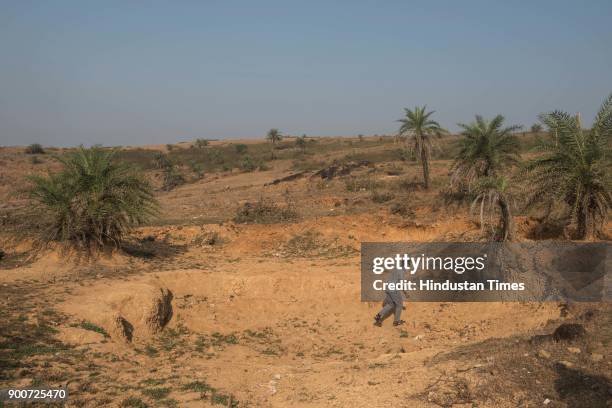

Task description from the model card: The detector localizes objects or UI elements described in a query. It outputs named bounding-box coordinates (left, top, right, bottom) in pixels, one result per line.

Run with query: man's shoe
left=374, top=314, right=383, bottom=327
left=393, top=320, right=406, bottom=326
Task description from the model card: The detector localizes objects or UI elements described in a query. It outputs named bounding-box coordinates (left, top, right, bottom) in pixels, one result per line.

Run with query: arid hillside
left=0, top=135, right=610, bottom=407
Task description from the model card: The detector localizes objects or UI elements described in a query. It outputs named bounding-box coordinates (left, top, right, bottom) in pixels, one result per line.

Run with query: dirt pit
left=52, top=258, right=564, bottom=406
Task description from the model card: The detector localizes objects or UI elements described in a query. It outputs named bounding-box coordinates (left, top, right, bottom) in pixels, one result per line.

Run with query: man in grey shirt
left=374, top=267, right=406, bottom=327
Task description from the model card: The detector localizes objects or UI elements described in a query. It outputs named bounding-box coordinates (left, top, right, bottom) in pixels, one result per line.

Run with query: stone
left=590, top=353, right=604, bottom=362
left=537, top=350, right=551, bottom=359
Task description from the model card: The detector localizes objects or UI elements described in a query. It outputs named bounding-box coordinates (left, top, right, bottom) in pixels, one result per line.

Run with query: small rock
left=590, top=353, right=603, bottom=362
left=567, top=347, right=581, bottom=354
left=268, top=380, right=277, bottom=395
left=537, top=350, right=551, bottom=359
left=414, top=334, right=425, bottom=341
left=558, top=360, right=573, bottom=368
left=543, top=398, right=551, bottom=405
left=273, top=374, right=281, bottom=380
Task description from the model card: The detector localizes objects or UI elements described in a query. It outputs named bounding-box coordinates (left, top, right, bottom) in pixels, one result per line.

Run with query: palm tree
left=398, top=106, right=446, bottom=189
left=450, top=115, right=521, bottom=189
left=471, top=176, right=515, bottom=241
left=295, top=135, right=307, bottom=153
left=526, top=94, right=612, bottom=239
left=267, top=128, right=282, bottom=159
left=28, top=146, right=158, bottom=250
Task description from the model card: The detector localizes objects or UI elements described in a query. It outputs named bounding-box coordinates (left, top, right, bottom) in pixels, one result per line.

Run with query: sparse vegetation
left=370, top=190, right=395, bottom=203
left=194, top=138, right=209, bottom=149
left=398, top=106, right=446, bottom=189
left=531, top=123, right=543, bottom=133
left=27, top=146, right=158, bottom=250
left=234, top=196, right=298, bottom=224
left=267, top=128, right=282, bottom=159
left=25, top=143, right=45, bottom=154
left=239, top=154, right=259, bottom=172
left=141, top=387, right=171, bottom=400
left=450, top=115, right=521, bottom=189
left=162, top=165, right=186, bottom=191
left=78, top=321, right=110, bottom=337
left=296, top=135, right=307, bottom=153
left=189, top=161, right=204, bottom=179
left=525, top=94, right=612, bottom=239
left=470, top=176, right=515, bottom=241
left=120, top=397, right=149, bottom=407
left=344, top=175, right=381, bottom=192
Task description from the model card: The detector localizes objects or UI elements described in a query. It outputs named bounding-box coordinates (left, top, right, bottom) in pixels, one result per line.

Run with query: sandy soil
left=0, top=141, right=609, bottom=407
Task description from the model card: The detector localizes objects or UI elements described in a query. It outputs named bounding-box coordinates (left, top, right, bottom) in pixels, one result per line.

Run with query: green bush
left=162, top=166, right=185, bottom=191
left=195, top=138, right=209, bottom=149
left=27, top=147, right=158, bottom=250
left=189, top=161, right=204, bottom=179
left=153, top=152, right=172, bottom=170
left=239, top=155, right=258, bottom=172
left=25, top=143, right=45, bottom=154
left=234, top=144, right=248, bottom=154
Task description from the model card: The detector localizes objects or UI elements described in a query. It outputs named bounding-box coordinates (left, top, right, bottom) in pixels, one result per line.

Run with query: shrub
left=25, top=143, right=45, bottom=154
left=234, top=197, right=298, bottom=224
left=371, top=190, right=395, bottom=203
left=120, top=397, right=149, bottom=408
left=141, top=387, right=170, bottom=400
left=189, top=161, right=204, bottom=179
left=0, top=249, right=5, bottom=260
left=389, top=202, right=414, bottom=216
left=153, top=152, right=171, bottom=170
left=27, top=146, right=158, bottom=250
left=162, top=166, right=185, bottom=191
left=239, top=155, right=259, bottom=172
left=194, top=138, right=209, bottom=149
left=530, top=123, right=543, bottom=133
left=234, top=144, right=248, bottom=154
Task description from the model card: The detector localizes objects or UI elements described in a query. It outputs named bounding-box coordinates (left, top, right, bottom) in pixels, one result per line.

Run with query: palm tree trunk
left=498, top=197, right=514, bottom=241
left=576, top=207, right=594, bottom=240
left=420, top=149, right=430, bottom=189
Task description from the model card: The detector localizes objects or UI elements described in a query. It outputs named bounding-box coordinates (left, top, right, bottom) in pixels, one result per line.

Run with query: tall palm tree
left=471, top=176, right=515, bottom=241
left=398, top=106, right=446, bottom=189
left=267, top=128, right=282, bottom=159
left=451, top=115, right=521, bottom=189
left=526, top=94, right=612, bottom=239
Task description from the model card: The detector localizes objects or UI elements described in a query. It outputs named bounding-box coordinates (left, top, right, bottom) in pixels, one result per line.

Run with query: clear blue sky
left=1, top=1, right=611, bottom=147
